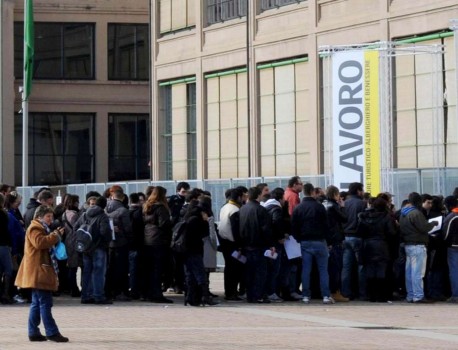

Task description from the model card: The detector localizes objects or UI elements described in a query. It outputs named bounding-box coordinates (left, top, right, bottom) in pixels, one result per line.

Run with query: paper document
left=264, top=249, right=278, bottom=260
left=231, top=250, right=247, bottom=264
left=428, top=216, right=442, bottom=234
left=284, top=236, right=302, bottom=260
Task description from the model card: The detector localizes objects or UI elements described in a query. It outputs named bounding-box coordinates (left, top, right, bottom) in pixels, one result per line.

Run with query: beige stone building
left=2, top=0, right=458, bottom=188
left=1, top=0, right=150, bottom=186
left=150, top=0, right=458, bottom=188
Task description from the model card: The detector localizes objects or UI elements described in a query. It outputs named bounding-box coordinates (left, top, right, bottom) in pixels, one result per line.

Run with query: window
left=261, top=0, right=306, bottom=12
left=160, top=81, right=197, bottom=180
left=206, top=70, right=248, bottom=178
left=207, top=0, right=247, bottom=26
left=108, top=24, right=149, bottom=80
left=259, top=58, right=310, bottom=176
left=160, top=0, right=196, bottom=34
left=108, top=114, right=150, bottom=181
left=14, top=22, right=94, bottom=80
left=15, top=113, right=95, bottom=185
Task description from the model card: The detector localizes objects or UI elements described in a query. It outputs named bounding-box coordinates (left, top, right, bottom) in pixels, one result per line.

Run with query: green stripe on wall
left=204, top=68, right=247, bottom=79
left=257, top=57, right=309, bottom=70
left=158, top=76, right=196, bottom=86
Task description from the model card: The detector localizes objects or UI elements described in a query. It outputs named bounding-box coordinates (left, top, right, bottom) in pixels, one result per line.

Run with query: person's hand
left=201, top=212, right=209, bottom=221
left=431, top=220, right=439, bottom=226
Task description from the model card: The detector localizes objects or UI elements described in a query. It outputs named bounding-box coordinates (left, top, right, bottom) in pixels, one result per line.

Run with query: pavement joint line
left=224, top=306, right=458, bottom=343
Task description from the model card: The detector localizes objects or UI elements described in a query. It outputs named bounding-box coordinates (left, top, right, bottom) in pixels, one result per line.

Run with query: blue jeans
left=341, top=237, right=366, bottom=299
left=82, top=248, right=107, bottom=301
left=28, top=289, right=59, bottom=337
left=448, top=247, right=458, bottom=298
left=301, top=240, right=330, bottom=298
left=405, top=244, right=427, bottom=301
left=245, top=249, right=267, bottom=301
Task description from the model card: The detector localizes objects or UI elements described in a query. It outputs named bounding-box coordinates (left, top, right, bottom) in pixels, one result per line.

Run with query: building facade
left=1, top=0, right=150, bottom=186
left=150, top=0, right=458, bottom=186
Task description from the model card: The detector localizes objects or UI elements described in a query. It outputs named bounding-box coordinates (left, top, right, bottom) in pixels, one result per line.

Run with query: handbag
left=54, top=241, right=68, bottom=260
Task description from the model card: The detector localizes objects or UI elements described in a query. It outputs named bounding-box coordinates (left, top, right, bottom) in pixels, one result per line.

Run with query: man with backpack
left=75, top=196, right=112, bottom=304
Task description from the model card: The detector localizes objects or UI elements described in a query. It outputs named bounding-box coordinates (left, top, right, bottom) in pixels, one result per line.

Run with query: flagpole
left=22, top=0, right=32, bottom=187
left=22, top=89, right=28, bottom=187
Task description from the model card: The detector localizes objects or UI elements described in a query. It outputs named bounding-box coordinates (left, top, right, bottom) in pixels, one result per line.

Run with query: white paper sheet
left=428, top=216, right=443, bottom=234
left=284, top=236, right=302, bottom=260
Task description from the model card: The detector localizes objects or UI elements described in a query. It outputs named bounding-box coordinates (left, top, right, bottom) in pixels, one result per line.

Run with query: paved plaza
left=1, top=273, right=458, bottom=350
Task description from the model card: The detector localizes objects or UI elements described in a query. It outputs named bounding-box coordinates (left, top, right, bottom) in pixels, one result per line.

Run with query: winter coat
left=74, top=205, right=112, bottom=251
left=23, top=198, right=40, bottom=229
left=239, top=200, right=273, bottom=249
left=129, top=204, right=145, bottom=251
left=441, top=208, right=458, bottom=248
left=357, top=209, right=396, bottom=264
left=62, top=209, right=81, bottom=268
left=323, top=198, right=347, bottom=245
left=400, top=206, right=436, bottom=245
left=203, top=216, right=218, bottom=270
left=143, top=203, right=172, bottom=247
left=7, top=209, right=25, bottom=256
left=342, top=195, right=366, bottom=236
left=184, top=205, right=209, bottom=255
left=106, top=199, right=132, bottom=248
left=264, top=199, right=290, bottom=242
left=15, top=220, right=60, bottom=291
left=292, top=197, right=329, bottom=243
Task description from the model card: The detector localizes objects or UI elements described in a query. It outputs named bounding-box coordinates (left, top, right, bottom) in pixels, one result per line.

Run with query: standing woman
left=0, top=193, right=14, bottom=304
left=142, top=186, right=173, bottom=303
left=5, top=191, right=26, bottom=302
left=15, top=205, right=69, bottom=342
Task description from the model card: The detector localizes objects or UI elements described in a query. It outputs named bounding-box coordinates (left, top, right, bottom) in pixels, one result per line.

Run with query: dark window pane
left=108, top=114, right=150, bottom=181
left=14, top=22, right=94, bottom=80
left=108, top=24, right=149, bottom=80
left=14, top=113, right=94, bottom=185
left=64, top=24, right=93, bottom=79
left=35, top=23, right=62, bottom=79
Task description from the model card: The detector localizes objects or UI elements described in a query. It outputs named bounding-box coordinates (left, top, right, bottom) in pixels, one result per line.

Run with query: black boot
left=1, top=276, right=14, bottom=304
left=200, top=284, right=219, bottom=306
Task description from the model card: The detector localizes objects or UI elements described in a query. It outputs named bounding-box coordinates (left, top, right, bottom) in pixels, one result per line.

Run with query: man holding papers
left=399, top=192, right=438, bottom=303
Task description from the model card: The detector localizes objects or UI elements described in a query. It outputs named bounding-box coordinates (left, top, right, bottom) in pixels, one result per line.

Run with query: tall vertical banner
left=23, top=0, right=34, bottom=100
left=332, top=50, right=381, bottom=194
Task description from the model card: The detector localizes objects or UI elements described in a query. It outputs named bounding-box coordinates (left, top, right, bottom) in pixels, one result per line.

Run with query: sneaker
left=14, top=295, right=26, bottom=304
left=46, top=333, right=69, bottom=343
left=331, top=291, right=349, bottom=302
left=29, top=334, right=47, bottom=342
left=291, top=292, right=303, bottom=300
left=413, top=298, right=435, bottom=304
left=302, top=296, right=310, bottom=304
left=166, top=288, right=175, bottom=293
left=323, top=296, right=335, bottom=304
left=268, top=293, right=283, bottom=302
left=239, top=293, right=247, bottom=300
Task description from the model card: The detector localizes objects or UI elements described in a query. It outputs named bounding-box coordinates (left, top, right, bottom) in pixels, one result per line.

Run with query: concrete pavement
left=1, top=273, right=458, bottom=349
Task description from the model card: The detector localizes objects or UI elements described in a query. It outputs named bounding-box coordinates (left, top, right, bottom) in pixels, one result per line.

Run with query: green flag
left=23, top=0, right=34, bottom=101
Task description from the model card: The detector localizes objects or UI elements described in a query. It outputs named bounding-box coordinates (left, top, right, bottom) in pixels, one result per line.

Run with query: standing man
left=400, top=192, right=437, bottom=303
left=239, top=187, right=273, bottom=303
left=76, top=196, right=112, bottom=304
left=284, top=176, right=303, bottom=216
left=341, top=182, right=367, bottom=300
left=292, top=183, right=334, bottom=304
left=218, top=188, right=244, bottom=301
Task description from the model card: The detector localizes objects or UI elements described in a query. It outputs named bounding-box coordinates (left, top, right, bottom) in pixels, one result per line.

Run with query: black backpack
left=75, top=213, right=101, bottom=253
left=170, top=220, right=188, bottom=253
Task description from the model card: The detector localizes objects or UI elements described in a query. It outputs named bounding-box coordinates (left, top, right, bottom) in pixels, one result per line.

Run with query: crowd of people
left=1, top=179, right=458, bottom=326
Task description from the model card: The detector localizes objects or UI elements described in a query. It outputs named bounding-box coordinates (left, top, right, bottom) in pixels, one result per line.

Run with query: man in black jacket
left=239, top=187, right=273, bottom=303
left=292, top=183, right=333, bottom=304
left=341, top=182, right=367, bottom=300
